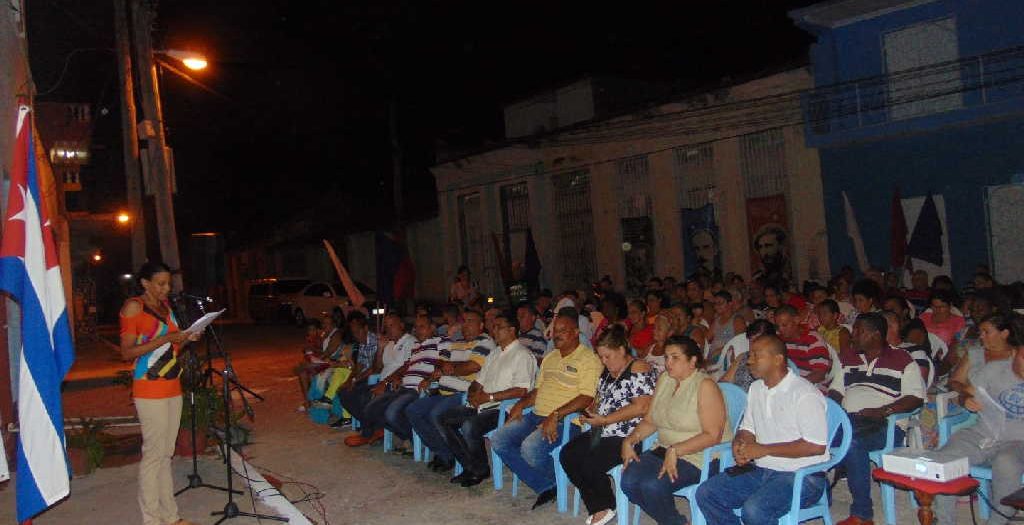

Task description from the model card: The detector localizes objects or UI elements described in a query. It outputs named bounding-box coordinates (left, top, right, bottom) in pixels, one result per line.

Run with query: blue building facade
left=791, top=0, right=1024, bottom=285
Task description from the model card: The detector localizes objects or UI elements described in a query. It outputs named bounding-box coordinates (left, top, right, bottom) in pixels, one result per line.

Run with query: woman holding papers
left=119, top=261, right=199, bottom=525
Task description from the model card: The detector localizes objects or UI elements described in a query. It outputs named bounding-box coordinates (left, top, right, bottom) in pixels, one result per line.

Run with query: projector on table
left=882, top=448, right=969, bottom=482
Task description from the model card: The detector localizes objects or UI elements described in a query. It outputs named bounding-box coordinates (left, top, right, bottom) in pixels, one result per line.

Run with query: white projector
left=882, top=448, right=969, bottom=482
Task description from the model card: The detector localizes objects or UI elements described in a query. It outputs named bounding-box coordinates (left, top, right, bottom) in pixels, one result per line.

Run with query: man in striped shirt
left=775, top=305, right=833, bottom=390
left=345, top=315, right=441, bottom=448
left=516, top=303, right=549, bottom=361
left=829, top=313, right=924, bottom=525
left=405, top=310, right=496, bottom=472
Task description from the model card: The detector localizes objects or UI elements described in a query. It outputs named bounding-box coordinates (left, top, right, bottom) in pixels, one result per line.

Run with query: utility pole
left=114, top=0, right=147, bottom=272
left=130, top=0, right=183, bottom=291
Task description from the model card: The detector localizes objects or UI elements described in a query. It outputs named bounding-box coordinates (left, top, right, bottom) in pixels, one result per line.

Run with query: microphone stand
left=175, top=297, right=238, bottom=497
left=194, top=300, right=284, bottom=523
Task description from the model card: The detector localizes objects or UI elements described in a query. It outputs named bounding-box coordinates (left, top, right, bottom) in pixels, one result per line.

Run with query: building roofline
left=789, top=0, right=937, bottom=31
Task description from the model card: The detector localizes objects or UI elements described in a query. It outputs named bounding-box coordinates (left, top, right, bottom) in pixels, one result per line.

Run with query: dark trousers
left=559, top=431, right=626, bottom=515
left=439, top=406, right=499, bottom=477
left=337, top=381, right=371, bottom=422
left=359, top=388, right=418, bottom=439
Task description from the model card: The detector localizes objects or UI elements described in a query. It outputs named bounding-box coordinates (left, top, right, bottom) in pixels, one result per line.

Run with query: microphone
left=170, top=292, right=214, bottom=304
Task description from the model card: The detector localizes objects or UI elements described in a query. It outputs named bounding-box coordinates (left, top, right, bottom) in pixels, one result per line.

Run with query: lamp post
left=114, top=0, right=208, bottom=291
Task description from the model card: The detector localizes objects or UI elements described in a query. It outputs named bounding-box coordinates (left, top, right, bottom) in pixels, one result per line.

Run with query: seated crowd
left=296, top=265, right=1024, bottom=525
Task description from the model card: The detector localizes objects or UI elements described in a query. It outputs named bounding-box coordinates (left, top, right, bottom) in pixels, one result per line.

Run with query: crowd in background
left=295, top=264, right=1024, bottom=525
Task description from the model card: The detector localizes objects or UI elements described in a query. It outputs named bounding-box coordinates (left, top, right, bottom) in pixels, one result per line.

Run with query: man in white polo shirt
left=697, top=335, right=831, bottom=525
left=441, top=312, right=537, bottom=487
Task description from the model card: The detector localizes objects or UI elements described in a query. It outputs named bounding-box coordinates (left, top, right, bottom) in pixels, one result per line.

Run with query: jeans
left=360, top=388, right=418, bottom=439
left=440, top=406, right=499, bottom=477
left=491, top=411, right=576, bottom=494
left=696, top=466, right=827, bottom=525
left=405, top=393, right=464, bottom=462
left=560, top=432, right=627, bottom=516
left=840, top=421, right=901, bottom=519
left=337, top=381, right=372, bottom=422
left=620, top=449, right=703, bottom=525
left=933, top=427, right=1024, bottom=525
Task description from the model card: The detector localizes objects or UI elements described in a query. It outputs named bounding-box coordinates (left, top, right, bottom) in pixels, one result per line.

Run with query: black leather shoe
left=449, top=472, right=470, bottom=484
left=427, top=457, right=441, bottom=471
left=435, top=459, right=455, bottom=473
left=460, top=474, right=488, bottom=488
left=531, top=489, right=557, bottom=510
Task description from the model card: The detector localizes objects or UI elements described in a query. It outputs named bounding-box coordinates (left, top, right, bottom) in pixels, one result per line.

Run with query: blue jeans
left=491, top=412, right=575, bottom=494
left=840, top=422, right=902, bottom=520
left=696, top=466, right=827, bottom=525
left=620, top=450, right=703, bottom=525
left=405, top=393, right=463, bottom=462
left=360, top=388, right=418, bottom=440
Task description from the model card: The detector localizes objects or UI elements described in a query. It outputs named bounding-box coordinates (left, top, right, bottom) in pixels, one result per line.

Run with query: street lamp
left=160, top=49, right=208, bottom=71
left=92, top=253, right=103, bottom=263
left=116, top=211, right=131, bottom=224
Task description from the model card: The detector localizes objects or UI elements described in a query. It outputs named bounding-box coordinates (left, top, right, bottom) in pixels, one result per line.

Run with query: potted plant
left=67, top=418, right=108, bottom=476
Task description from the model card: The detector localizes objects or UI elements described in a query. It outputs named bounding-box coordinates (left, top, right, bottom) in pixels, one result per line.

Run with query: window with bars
left=552, top=171, right=598, bottom=290
left=500, top=182, right=530, bottom=233
left=616, top=155, right=652, bottom=218
left=674, top=143, right=715, bottom=209
left=740, top=129, right=788, bottom=199
left=884, top=17, right=961, bottom=120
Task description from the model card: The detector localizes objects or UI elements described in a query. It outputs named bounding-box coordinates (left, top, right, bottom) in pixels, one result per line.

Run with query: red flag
left=890, top=187, right=908, bottom=270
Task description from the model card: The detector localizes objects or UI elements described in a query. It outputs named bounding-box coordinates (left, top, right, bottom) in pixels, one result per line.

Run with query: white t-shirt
left=742, top=371, right=830, bottom=472
left=380, top=333, right=416, bottom=380
left=475, top=340, right=538, bottom=411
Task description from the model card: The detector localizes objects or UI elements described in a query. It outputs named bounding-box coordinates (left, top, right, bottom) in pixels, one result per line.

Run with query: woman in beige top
left=619, top=335, right=730, bottom=525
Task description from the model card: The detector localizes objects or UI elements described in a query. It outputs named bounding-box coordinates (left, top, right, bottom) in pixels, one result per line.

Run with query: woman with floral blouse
left=559, top=325, right=657, bottom=525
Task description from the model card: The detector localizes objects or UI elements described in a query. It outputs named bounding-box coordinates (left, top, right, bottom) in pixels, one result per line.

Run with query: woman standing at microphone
left=120, top=262, right=199, bottom=525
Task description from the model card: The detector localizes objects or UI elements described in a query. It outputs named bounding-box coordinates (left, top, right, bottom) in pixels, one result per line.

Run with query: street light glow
left=182, top=57, right=208, bottom=71
left=92, top=253, right=103, bottom=262
left=162, top=49, right=209, bottom=71
left=116, top=212, right=131, bottom=224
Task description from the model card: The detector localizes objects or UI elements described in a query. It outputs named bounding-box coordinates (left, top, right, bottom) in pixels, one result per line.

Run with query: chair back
left=820, top=397, right=853, bottom=472
left=718, top=383, right=747, bottom=433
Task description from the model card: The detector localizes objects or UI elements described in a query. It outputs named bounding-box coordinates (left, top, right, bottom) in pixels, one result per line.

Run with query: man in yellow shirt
left=491, top=308, right=602, bottom=509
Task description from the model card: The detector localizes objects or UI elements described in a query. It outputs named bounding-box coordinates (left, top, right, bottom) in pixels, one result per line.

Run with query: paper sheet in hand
left=184, top=309, right=226, bottom=335
left=975, top=386, right=1006, bottom=448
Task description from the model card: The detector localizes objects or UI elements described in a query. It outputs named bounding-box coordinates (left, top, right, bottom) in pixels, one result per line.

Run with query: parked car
left=283, top=281, right=376, bottom=326
left=246, top=278, right=311, bottom=323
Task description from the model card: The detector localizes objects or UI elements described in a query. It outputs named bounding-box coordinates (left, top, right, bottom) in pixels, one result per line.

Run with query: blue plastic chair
left=666, top=383, right=748, bottom=525
left=548, top=413, right=584, bottom=512
left=722, top=397, right=851, bottom=525
left=867, top=409, right=920, bottom=525
left=488, top=398, right=522, bottom=491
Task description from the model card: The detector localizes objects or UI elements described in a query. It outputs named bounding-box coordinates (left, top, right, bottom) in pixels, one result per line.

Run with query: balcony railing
left=802, top=46, right=1024, bottom=140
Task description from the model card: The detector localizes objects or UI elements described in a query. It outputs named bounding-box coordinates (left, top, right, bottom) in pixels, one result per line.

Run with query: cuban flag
left=0, top=104, right=75, bottom=522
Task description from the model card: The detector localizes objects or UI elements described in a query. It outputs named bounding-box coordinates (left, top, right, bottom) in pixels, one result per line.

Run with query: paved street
left=0, top=323, right=981, bottom=524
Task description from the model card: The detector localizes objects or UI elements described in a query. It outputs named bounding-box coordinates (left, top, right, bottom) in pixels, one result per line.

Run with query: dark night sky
left=28, top=0, right=817, bottom=247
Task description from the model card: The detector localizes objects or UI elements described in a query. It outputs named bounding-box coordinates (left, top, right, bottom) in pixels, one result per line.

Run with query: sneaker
left=296, top=405, right=307, bottom=413
left=329, top=418, right=352, bottom=429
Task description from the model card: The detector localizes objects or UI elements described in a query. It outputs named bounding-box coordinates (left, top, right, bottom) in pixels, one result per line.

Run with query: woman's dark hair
left=929, top=289, right=958, bottom=307
left=713, top=290, right=733, bottom=303
left=601, top=293, right=628, bottom=319
left=900, top=318, right=929, bottom=343
left=665, top=335, right=705, bottom=369
left=762, top=282, right=782, bottom=295
left=745, top=319, right=776, bottom=340
left=629, top=299, right=647, bottom=313
left=645, top=291, right=667, bottom=308
left=851, top=279, right=882, bottom=302
left=596, top=324, right=630, bottom=353
left=456, top=265, right=470, bottom=275
left=136, top=261, right=171, bottom=289
left=978, top=312, right=1024, bottom=347
left=817, top=299, right=840, bottom=316
left=931, top=275, right=956, bottom=291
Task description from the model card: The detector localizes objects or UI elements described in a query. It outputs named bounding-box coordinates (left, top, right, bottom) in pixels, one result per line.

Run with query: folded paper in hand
left=184, top=309, right=226, bottom=336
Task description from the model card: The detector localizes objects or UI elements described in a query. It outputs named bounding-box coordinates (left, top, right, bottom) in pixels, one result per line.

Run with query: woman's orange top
left=120, top=297, right=183, bottom=399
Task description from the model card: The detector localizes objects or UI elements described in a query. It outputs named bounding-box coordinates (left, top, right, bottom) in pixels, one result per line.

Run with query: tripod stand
left=209, top=350, right=286, bottom=524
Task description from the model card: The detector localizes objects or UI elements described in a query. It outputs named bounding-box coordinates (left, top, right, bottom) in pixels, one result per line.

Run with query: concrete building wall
left=432, top=68, right=827, bottom=298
